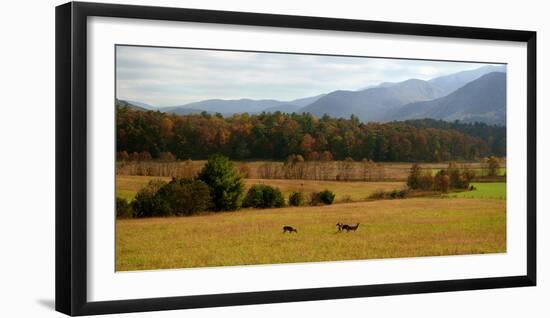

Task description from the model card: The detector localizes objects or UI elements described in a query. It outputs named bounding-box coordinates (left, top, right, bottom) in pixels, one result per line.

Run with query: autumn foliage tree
left=116, top=105, right=502, bottom=162
left=434, top=170, right=450, bottom=193
left=407, top=162, right=473, bottom=192
left=486, top=156, right=501, bottom=177
left=407, top=164, right=422, bottom=189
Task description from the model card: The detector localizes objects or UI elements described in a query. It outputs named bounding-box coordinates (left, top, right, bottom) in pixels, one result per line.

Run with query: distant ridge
left=120, top=65, right=506, bottom=125
left=299, top=65, right=505, bottom=122
left=301, top=78, right=445, bottom=122
left=160, top=94, right=326, bottom=115
left=116, top=99, right=149, bottom=111
left=386, top=72, right=506, bottom=125
left=122, top=100, right=157, bottom=110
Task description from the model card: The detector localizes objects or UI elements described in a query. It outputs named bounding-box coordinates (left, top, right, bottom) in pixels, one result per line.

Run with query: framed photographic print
left=55, top=1, right=536, bottom=316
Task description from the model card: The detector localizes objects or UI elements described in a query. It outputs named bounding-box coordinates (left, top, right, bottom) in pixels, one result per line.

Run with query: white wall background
left=0, top=0, right=547, bottom=316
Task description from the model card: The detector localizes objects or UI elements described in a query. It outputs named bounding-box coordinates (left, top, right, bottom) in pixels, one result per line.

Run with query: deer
left=337, top=223, right=360, bottom=232
left=344, top=223, right=360, bottom=232
left=283, top=225, right=298, bottom=233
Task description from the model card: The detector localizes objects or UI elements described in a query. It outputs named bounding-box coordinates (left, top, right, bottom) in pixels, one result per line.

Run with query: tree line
left=401, top=119, right=506, bottom=157
left=117, top=155, right=336, bottom=218
left=116, top=105, right=505, bottom=162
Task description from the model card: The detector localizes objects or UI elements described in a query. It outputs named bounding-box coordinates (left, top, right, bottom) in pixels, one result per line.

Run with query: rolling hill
left=159, top=94, right=326, bottom=115
left=428, top=64, right=506, bottom=96
left=122, top=100, right=157, bottom=110
left=385, top=72, right=506, bottom=125
left=162, top=99, right=285, bottom=115
left=300, top=65, right=505, bottom=122
left=116, top=99, right=149, bottom=111
left=119, top=65, right=506, bottom=125
left=300, top=78, right=445, bottom=121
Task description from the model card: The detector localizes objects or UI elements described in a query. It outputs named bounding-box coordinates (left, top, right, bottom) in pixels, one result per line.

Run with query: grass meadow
left=446, top=182, right=506, bottom=200
left=116, top=198, right=506, bottom=271
left=116, top=174, right=506, bottom=271
left=116, top=175, right=405, bottom=202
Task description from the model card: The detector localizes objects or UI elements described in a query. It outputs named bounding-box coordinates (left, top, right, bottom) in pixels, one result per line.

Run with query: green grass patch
left=447, top=182, right=506, bottom=200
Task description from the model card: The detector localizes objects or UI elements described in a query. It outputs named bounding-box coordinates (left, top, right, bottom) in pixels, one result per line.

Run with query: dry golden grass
left=245, top=179, right=404, bottom=202
left=116, top=197, right=506, bottom=271
left=116, top=175, right=405, bottom=202
left=117, top=160, right=506, bottom=181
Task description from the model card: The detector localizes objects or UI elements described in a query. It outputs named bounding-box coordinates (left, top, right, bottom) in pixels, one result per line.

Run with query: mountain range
left=301, top=65, right=505, bottom=123
left=385, top=72, right=506, bottom=125
left=117, top=64, right=506, bottom=125
left=158, top=94, right=327, bottom=115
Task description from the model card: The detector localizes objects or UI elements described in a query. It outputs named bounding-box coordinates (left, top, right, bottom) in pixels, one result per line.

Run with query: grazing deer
left=283, top=225, right=298, bottom=233
left=343, top=223, right=360, bottom=232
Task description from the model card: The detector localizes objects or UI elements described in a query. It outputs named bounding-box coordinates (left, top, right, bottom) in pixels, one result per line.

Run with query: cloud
left=116, top=45, right=500, bottom=107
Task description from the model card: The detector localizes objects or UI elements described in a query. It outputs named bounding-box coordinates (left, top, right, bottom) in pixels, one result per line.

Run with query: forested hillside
left=116, top=106, right=504, bottom=162
left=400, top=118, right=505, bottom=156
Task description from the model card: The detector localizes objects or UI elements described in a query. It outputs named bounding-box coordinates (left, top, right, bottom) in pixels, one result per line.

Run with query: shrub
left=368, top=188, right=408, bottom=200
left=131, top=179, right=168, bottom=217
left=288, top=191, right=304, bottom=206
left=116, top=197, right=133, bottom=218
left=368, top=189, right=386, bottom=200
left=155, top=178, right=212, bottom=216
left=132, top=178, right=212, bottom=217
left=397, top=189, right=409, bottom=198
left=243, top=185, right=285, bottom=208
left=198, top=155, right=244, bottom=211
left=242, top=186, right=264, bottom=208
left=310, top=190, right=335, bottom=205
left=319, top=190, right=336, bottom=204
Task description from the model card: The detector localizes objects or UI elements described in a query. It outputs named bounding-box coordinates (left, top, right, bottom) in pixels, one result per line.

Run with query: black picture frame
left=55, top=1, right=537, bottom=316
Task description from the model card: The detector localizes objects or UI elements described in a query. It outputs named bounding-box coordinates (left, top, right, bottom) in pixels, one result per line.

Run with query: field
left=116, top=174, right=506, bottom=271
left=116, top=175, right=405, bottom=202
left=116, top=198, right=506, bottom=271
left=446, top=182, right=506, bottom=200
left=116, top=160, right=506, bottom=182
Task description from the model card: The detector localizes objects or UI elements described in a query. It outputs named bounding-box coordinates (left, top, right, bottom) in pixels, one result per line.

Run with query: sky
left=116, top=45, right=499, bottom=107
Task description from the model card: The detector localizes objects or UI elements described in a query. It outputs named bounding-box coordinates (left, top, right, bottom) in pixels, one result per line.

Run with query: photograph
left=114, top=45, right=507, bottom=271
